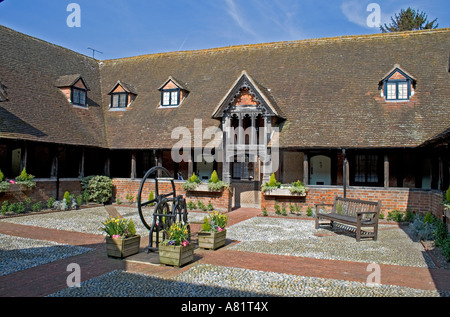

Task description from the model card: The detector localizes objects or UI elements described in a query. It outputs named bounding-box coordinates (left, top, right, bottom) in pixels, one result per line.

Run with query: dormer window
left=107, top=80, right=137, bottom=110
left=71, top=87, right=87, bottom=106
left=111, top=92, right=128, bottom=108
left=158, top=76, right=189, bottom=108
left=162, top=88, right=180, bottom=106
left=55, top=74, right=90, bottom=108
left=380, top=65, right=416, bottom=102
left=386, top=81, right=409, bottom=100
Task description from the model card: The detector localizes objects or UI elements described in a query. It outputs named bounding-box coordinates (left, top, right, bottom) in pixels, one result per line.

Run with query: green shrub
left=187, top=201, right=196, bottom=210
left=446, top=186, right=450, bottom=203
left=126, top=193, right=134, bottom=204
left=306, top=206, right=313, bottom=217
left=387, top=210, right=404, bottom=222
left=423, top=211, right=434, bottom=224
left=189, top=173, right=201, bottom=184
left=76, top=195, right=83, bottom=206
left=268, top=173, right=278, bottom=187
left=82, top=175, right=113, bottom=204
left=15, top=202, right=25, bottom=214
left=148, top=190, right=155, bottom=206
left=281, top=204, right=287, bottom=216
left=261, top=207, right=268, bottom=217
left=274, top=201, right=281, bottom=214
left=207, top=202, right=214, bottom=211
left=0, top=169, right=4, bottom=182
left=1, top=201, right=8, bottom=214
left=201, top=216, right=211, bottom=232
left=32, top=201, right=42, bottom=212
left=47, top=197, right=55, bottom=209
left=15, top=168, right=35, bottom=189
left=209, top=170, right=219, bottom=184
left=63, top=191, right=71, bottom=203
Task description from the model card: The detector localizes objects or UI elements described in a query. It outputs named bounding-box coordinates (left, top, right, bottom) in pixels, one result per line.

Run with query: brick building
left=0, top=25, right=449, bottom=218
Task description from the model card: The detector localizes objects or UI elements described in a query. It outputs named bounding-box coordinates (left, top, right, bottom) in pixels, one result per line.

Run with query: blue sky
left=0, top=0, right=448, bottom=60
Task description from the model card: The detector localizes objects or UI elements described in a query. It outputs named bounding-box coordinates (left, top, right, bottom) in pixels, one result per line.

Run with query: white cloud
left=224, top=0, right=260, bottom=38
left=341, top=0, right=371, bottom=28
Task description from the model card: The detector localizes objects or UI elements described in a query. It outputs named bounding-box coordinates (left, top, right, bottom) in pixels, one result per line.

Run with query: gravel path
left=0, top=233, right=92, bottom=276
left=49, top=264, right=447, bottom=297
left=226, top=217, right=435, bottom=268
left=0, top=207, right=207, bottom=237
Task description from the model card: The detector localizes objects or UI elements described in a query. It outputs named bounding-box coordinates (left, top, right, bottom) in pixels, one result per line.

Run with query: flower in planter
left=100, top=217, right=137, bottom=239
left=161, top=221, right=190, bottom=246
left=9, top=180, right=15, bottom=184
left=201, top=211, right=228, bottom=233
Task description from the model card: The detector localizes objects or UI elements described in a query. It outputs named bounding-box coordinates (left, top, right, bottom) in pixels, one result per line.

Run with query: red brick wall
left=0, top=179, right=82, bottom=204
left=261, top=186, right=445, bottom=219
left=112, top=178, right=232, bottom=213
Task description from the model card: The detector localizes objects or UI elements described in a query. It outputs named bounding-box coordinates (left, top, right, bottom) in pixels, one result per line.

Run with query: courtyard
left=0, top=206, right=449, bottom=298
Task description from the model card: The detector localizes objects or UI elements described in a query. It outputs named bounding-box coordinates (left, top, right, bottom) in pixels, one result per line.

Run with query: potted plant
left=262, top=174, right=307, bottom=197
left=159, top=222, right=193, bottom=267
left=181, top=173, right=202, bottom=191
left=100, top=217, right=140, bottom=258
left=207, top=170, right=231, bottom=192
left=198, top=211, right=228, bottom=250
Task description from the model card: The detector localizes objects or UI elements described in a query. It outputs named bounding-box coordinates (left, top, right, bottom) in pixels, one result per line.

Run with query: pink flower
left=112, top=234, right=120, bottom=239
left=182, top=240, right=189, bottom=247
left=9, top=180, right=15, bottom=184
left=218, top=227, right=223, bottom=232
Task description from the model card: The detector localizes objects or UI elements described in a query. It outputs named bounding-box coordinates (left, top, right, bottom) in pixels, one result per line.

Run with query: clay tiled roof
left=100, top=28, right=450, bottom=149
left=1, top=24, right=449, bottom=150
left=0, top=25, right=106, bottom=147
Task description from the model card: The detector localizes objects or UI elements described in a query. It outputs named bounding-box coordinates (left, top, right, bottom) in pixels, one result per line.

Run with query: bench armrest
left=357, top=211, right=378, bottom=215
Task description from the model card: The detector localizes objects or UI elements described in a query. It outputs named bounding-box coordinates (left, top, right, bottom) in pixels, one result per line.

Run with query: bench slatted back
left=333, top=197, right=380, bottom=221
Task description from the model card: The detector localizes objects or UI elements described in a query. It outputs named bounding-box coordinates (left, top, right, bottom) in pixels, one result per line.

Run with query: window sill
left=72, top=104, right=88, bottom=109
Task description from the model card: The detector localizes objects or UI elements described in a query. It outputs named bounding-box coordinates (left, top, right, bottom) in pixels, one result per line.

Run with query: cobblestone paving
left=0, top=233, right=92, bottom=276
left=226, top=217, right=435, bottom=267
left=49, top=264, right=448, bottom=297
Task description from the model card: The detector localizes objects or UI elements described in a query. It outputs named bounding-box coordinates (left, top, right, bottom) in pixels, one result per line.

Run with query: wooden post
left=131, top=151, right=137, bottom=179
left=384, top=154, right=389, bottom=188
left=303, top=153, right=309, bottom=185
left=79, top=148, right=85, bottom=178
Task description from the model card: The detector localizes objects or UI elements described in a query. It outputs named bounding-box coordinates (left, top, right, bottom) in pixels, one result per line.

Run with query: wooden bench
left=315, top=196, right=381, bottom=242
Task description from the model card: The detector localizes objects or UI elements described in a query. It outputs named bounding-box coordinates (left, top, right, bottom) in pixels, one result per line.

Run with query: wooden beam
left=384, top=154, right=389, bottom=188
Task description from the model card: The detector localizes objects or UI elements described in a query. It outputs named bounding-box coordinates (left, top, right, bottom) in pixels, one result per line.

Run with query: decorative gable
left=212, top=71, right=284, bottom=119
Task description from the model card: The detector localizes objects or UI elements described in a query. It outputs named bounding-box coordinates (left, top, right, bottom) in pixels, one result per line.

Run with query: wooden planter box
left=106, top=235, right=141, bottom=258
left=159, top=243, right=194, bottom=267
left=151, top=230, right=167, bottom=247
left=263, top=188, right=306, bottom=197
left=198, top=229, right=226, bottom=250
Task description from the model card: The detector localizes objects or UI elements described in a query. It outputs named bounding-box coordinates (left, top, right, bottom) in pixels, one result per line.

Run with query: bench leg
left=315, top=216, right=319, bottom=229
left=356, top=226, right=361, bottom=242
left=373, top=224, right=378, bottom=241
